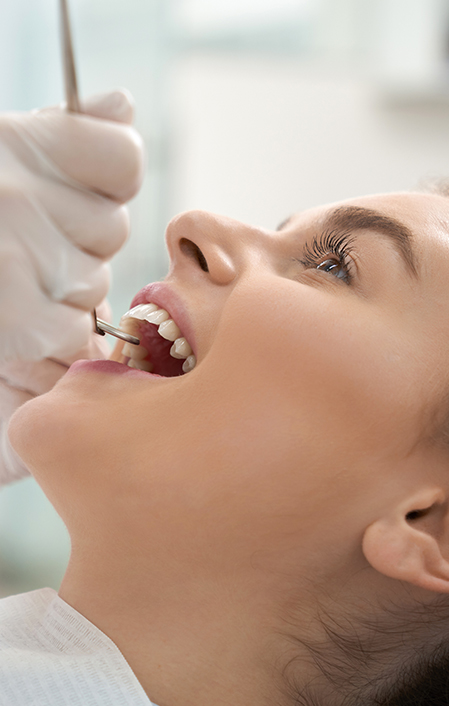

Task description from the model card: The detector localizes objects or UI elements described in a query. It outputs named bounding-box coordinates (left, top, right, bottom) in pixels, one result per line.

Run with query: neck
left=58, top=538, right=292, bottom=706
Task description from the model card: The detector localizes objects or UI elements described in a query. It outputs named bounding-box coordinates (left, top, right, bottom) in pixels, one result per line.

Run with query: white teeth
left=158, top=319, right=181, bottom=342
left=120, top=301, right=197, bottom=374
left=144, top=308, right=170, bottom=325
left=127, top=358, right=154, bottom=373
left=121, top=303, right=158, bottom=322
left=119, top=317, right=140, bottom=334
left=170, top=337, right=193, bottom=359
left=182, top=355, right=196, bottom=373
left=122, top=342, right=149, bottom=360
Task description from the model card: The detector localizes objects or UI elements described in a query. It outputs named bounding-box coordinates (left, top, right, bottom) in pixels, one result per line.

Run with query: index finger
left=19, top=108, right=145, bottom=203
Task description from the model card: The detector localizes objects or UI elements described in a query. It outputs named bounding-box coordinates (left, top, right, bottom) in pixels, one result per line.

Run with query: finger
left=18, top=108, right=145, bottom=203
left=33, top=177, right=130, bottom=258
left=82, top=89, right=135, bottom=125
left=60, top=297, right=112, bottom=365
left=0, top=251, right=94, bottom=362
left=38, top=305, right=95, bottom=361
left=1, top=187, right=111, bottom=308
left=55, top=259, right=111, bottom=310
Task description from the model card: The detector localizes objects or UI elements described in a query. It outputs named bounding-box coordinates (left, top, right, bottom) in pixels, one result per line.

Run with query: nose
left=165, top=210, right=269, bottom=285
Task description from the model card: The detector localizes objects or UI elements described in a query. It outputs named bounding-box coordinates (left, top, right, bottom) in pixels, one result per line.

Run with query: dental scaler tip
left=93, top=310, right=140, bottom=346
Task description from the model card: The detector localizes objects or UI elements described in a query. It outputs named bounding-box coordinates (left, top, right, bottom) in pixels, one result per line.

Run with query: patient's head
left=9, top=188, right=449, bottom=704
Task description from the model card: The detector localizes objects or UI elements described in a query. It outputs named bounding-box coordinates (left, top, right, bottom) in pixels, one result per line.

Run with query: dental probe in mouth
left=59, top=0, right=140, bottom=346
left=92, top=310, right=140, bottom=346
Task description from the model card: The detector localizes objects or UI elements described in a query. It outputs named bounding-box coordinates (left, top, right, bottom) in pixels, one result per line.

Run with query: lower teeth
left=127, top=358, right=154, bottom=372
left=182, top=355, right=196, bottom=373
left=122, top=342, right=148, bottom=360
left=125, top=353, right=197, bottom=375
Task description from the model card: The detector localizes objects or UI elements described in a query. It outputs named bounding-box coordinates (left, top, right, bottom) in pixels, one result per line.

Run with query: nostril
left=179, top=238, right=209, bottom=273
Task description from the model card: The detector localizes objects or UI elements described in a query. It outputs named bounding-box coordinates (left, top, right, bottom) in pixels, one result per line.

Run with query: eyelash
left=297, top=230, right=355, bottom=284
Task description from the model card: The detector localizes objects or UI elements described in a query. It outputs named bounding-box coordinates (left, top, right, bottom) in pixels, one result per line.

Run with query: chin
left=8, top=385, right=78, bottom=483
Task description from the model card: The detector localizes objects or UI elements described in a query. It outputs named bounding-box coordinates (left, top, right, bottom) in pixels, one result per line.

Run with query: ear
left=362, top=487, right=449, bottom=593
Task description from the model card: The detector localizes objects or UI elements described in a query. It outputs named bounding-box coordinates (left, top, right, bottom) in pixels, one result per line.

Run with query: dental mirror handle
left=59, top=0, right=140, bottom=346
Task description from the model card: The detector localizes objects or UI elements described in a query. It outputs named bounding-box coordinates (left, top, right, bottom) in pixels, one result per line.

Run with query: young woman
left=2, top=92, right=449, bottom=706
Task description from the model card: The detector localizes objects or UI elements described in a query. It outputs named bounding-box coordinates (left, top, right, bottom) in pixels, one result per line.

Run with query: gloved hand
left=0, top=89, right=145, bottom=363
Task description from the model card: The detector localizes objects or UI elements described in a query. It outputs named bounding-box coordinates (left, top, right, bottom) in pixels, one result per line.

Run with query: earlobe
left=362, top=488, right=449, bottom=594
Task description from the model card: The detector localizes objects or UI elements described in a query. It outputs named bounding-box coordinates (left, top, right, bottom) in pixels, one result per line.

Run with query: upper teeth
left=158, top=319, right=181, bottom=341
left=119, top=303, right=196, bottom=374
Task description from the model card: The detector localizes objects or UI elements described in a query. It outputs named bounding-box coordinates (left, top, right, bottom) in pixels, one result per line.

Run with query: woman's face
left=9, top=191, right=449, bottom=585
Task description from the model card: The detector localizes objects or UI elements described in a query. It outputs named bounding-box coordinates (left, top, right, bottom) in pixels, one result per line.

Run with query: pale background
left=0, top=0, right=449, bottom=595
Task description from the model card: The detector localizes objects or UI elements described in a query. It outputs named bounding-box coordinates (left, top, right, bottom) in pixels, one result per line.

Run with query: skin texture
left=8, top=191, right=449, bottom=706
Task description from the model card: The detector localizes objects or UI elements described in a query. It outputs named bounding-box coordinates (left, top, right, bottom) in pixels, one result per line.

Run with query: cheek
left=206, top=280, right=420, bottom=464
left=151, top=289, right=419, bottom=551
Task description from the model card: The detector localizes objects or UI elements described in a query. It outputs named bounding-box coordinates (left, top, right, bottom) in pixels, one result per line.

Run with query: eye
left=298, top=230, right=355, bottom=285
left=316, top=257, right=347, bottom=280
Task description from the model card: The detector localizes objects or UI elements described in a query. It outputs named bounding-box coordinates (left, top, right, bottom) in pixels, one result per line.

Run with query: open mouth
left=118, top=303, right=196, bottom=377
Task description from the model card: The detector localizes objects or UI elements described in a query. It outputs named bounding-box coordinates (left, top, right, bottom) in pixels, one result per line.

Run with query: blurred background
left=1, top=0, right=449, bottom=596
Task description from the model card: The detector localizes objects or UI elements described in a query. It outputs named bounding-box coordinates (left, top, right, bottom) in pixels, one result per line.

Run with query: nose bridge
left=165, top=209, right=270, bottom=285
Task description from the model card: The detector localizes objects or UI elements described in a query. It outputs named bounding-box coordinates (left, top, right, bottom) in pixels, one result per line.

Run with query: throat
left=59, top=549, right=276, bottom=706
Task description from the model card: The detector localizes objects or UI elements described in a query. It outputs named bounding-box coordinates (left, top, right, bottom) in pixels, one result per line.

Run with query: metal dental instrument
left=59, top=0, right=140, bottom=346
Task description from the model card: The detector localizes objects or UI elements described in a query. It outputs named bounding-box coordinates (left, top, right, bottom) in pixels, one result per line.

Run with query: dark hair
left=375, top=647, right=449, bottom=705
left=279, top=593, right=449, bottom=706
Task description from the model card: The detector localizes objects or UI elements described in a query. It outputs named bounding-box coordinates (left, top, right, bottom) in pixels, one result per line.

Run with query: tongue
left=137, top=321, right=184, bottom=377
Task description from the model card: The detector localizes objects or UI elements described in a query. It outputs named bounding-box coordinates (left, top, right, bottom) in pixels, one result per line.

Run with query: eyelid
left=298, top=230, right=356, bottom=285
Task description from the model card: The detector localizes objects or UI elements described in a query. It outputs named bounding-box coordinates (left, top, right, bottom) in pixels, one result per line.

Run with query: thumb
left=81, top=88, right=135, bottom=125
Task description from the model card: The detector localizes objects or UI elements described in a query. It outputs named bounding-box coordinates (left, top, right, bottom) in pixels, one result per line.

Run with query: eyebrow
left=278, top=205, right=419, bottom=277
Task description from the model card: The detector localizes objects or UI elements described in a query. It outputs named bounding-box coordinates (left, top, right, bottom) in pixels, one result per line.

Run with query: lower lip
left=67, top=359, right=165, bottom=380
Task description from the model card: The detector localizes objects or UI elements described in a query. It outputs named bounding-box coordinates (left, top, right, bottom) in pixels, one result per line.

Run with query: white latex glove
left=0, top=89, right=144, bottom=363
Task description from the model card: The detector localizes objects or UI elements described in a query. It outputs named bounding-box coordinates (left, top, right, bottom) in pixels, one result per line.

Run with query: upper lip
left=130, top=282, right=197, bottom=355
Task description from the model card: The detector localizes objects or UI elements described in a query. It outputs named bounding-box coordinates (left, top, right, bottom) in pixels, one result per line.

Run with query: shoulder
left=0, top=588, right=153, bottom=706
left=0, top=587, right=55, bottom=643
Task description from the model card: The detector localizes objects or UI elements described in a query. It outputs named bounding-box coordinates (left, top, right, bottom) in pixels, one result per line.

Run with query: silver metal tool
left=59, top=0, right=140, bottom=346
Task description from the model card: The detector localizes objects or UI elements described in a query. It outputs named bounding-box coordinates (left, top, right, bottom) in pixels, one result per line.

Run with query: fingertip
left=82, top=89, right=135, bottom=124
left=48, top=309, right=95, bottom=360
left=62, top=261, right=111, bottom=311
left=113, top=128, right=146, bottom=203
left=106, top=204, right=131, bottom=255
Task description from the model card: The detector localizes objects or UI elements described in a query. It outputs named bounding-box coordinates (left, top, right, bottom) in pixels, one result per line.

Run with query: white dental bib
left=0, top=587, right=156, bottom=706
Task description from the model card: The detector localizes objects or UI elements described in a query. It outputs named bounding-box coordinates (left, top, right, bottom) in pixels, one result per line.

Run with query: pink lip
left=130, top=282, right=197, bottom=355
left=67, top=359, right=166, bottom=380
